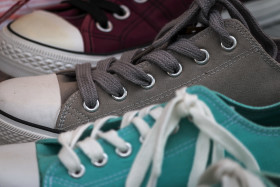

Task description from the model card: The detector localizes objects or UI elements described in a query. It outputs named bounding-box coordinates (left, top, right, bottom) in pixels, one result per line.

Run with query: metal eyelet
left=221, top=36, right=237, bottom=51
left=83, top=100, right=100, bottom=113
left=69, top=164, right=85, bottom=178
left=167, top=63, right=183, bottom=77
left=113, top=5, right=130, bottom=20
left=112, top=87, right=128, bottom=101
left=141, top=74, right=155, bottom=89
left=93, top=153, right=108, bottom=167
left=194, top=49, right=210, bottom=65
left=96, top=21, right=113, bottom=32
left=134, top=0, right=148, bottom=3
left=115, top=143, right=132, bottom=157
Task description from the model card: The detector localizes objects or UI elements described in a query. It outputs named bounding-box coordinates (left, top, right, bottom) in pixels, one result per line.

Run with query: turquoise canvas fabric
left=35, top=86, right=280, bottom=186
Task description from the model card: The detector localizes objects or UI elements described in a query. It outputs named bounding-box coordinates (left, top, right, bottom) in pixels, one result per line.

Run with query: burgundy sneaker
left=0, top=0, right=191, bottom=77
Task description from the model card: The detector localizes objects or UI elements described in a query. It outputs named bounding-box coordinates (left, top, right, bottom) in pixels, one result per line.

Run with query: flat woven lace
left=58, top=87, right=260, bottom=187
left=67, top=0, right=125, bottom=28
left=69, top=0, right=276, bottom=109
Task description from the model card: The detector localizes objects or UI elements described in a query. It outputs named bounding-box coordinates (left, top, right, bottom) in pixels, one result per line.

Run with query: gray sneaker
left=1, top=0, right=280, bottom=144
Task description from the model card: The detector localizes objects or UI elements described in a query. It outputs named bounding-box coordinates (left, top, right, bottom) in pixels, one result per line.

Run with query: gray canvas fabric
left=56, top=18, right=280, bottom=131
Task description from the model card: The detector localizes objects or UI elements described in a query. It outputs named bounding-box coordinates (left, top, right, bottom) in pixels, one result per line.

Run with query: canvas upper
left=8, top=0, right=191, bottom=54
left=1, top=0, right=280, bottom=144
left=1, top=86, right=280, bottom=186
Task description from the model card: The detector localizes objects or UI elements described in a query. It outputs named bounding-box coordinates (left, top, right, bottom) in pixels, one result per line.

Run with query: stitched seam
left=49, top=180, right=79, bottom=187
left=58, top=20, right=279, bottom=128
left=45, top=164, right=129, bottom=187
left=48, top=92, right=280, bottom=186
left=45, top=119, right=236, bottom=186
left=257, top=47, right=280, bottom=71
left=47, top=111, right=238, bottom=186
left=88, top=48, right=256, bottom=120
left=59, top=107, right=90, bottom=130
left=59, top=48, right=253, bottom=129
left=164, top=114, right=239, bottom=158
left=49, top=177, right=80, bottom=187
left=165, top=139, right=196, bottom=157
left=225, top=21, right=256, bottom=46
left=44, top=162, right=60, bottom=187
left=46, top=18, right=280, bottom=186
left=58, top=92, right=80, bottom=128
left=46, top=112, right=279, bottom=186
left=164, top=118, right=236, bottom=160
left=92, top=174, right=127, bottom=187
left=225, top=21, right=280, bottom=71
left=64, top=108, right=88, bottom=126
left=196, top=87, right=280, bottom=135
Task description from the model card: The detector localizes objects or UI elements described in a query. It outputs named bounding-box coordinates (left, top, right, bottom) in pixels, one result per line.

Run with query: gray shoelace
left=72, top=0, right=277, bottom=109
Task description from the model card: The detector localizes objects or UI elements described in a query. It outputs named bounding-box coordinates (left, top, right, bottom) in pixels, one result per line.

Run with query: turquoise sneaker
left=1, top=86, right=280, bottom=186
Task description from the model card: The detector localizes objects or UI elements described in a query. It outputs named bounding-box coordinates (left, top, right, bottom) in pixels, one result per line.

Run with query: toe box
left=9, top=10, right=84, bottom=52
left=0, top=74, right=61, bottom=129
left=0, top=142, right=40, bottom=187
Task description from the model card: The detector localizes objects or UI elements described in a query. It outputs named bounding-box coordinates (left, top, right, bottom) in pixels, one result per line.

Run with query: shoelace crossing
left=68, top=0, right=129, bottom=29
left=58, top=103, right=160, bottom=177
left=69, top=0, right=276, bottom=111
left=58, top=87, right=260, bottom=187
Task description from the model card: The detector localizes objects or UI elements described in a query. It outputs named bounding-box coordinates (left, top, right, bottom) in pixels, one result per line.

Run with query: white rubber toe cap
left=0, top=142, right=40, bottom=187
left=10, top=10, right=84, bottom=52
left=0, top=74, right=61, bottom=129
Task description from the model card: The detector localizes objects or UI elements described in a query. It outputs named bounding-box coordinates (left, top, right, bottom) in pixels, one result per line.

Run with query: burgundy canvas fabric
left=44, top=0, right=192, bottom=54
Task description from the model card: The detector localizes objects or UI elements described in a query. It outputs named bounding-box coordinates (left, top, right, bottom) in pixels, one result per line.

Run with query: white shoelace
left=58, top=104, right=161, bottom=177
left=197, top=159, right=265, bottom=187
left=58, top=87, right=260, bottom=186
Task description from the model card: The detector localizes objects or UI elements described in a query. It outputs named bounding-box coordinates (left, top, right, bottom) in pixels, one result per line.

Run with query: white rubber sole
left=0, top=26, right=122, bottom=77
left=0, top=113, right=59, bottom=145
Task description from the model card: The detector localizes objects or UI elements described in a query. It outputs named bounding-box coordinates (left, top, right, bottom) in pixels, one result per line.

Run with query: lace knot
left=215, top=159, right=244, bottom=177
left=175, top=88, right=199, bottom=119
